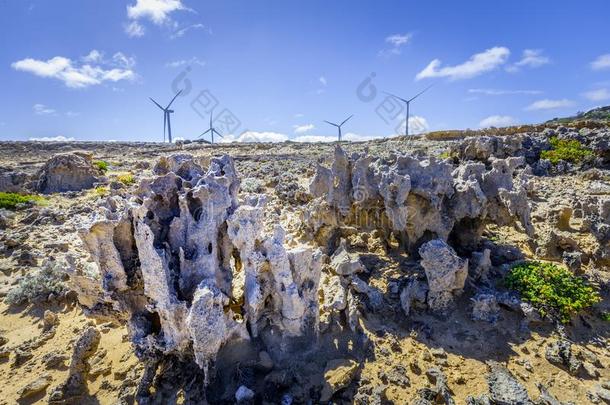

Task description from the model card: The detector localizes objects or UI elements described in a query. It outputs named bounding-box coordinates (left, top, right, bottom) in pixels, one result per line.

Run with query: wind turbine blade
left=215, top=130, right=224, bottom=138
left=199, top=128, right=212, bottom=137
left=383, top=91, right=409, bottom=104
left=166, top=89, right=183, bottom=109
left=150, top=98, right=165, bottom=111
left=408, top=84, right=434, bottom=102
left=340, top=114, right=354, bottom=126
left=324, top=120, right=339, bottom=127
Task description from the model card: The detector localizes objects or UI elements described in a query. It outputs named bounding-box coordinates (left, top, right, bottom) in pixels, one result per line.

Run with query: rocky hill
left=0, top=123, right=609, bottom=404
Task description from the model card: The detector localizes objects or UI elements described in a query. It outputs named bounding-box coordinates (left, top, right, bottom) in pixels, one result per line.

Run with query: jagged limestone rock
left=36, top=152, right=101, bottom=194
left=330, top=239, right=365, bottom=275
left=450, top=135, right=525, bottom=162
left=399, top=277, right=428, bottom=316
left=471, top=293, right=500, bottom=323
left=0, top=169, right=30, bottom=193
left=49, top=327, right=101, bottom=403
left=307, top=145, right=533, bottom=253
left=78, top=154, right=324, bottom=384
left=419, top=239, right=468, bottom=313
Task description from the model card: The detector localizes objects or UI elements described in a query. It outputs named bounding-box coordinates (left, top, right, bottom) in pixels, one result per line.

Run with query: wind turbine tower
left=384, top=84, right=433, bottom=136
left=149, top=90, right=182, bottom=143
left=198, top=109, right=223, bottom=144
left=324, top=114, right=354, bottom=142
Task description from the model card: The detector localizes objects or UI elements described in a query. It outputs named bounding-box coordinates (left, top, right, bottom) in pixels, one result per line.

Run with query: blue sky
left=1, top=0, right=610, bottom=142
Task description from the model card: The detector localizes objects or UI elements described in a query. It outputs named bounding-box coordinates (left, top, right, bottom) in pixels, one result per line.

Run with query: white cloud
left=392, top=115, right=430, bottom=135
left=112, top=52, right=136, bottom=68
left=468, top=88, right=542, bottom=95
left=407, top=116, right=429, bottom=134
left=583, top=88, right=610, bottom=102
left=293, top=123, right=315, bottom=134
left=294, top=113, right=304, bottom=118
left=416, top=46, right=510, bottom=80
left=220, top=131, right=289, bottom=143
left=591, top=54, right=610, bottom=70
left=319, top=76, right=327, bottom=86
left=29, top=135, right=75, bottom=142
left=125, top=21, right=145, bottom=37
left=12, top=51, right=136, bottom=88
left=127, top=0, right=186, bottom=24
left=33, top=104, right=56, bottom=115
left=82, top=50, right=103, bottom=63
left=166, top=57, right=206, bottom=68
left=379, top=33, right=412, bottom=56
left=66, top=111, right=80, bottom=118
left=479, top=115, right=516, bottom=128
left=525, top=98, right=574, bottom=111
left=507, top=49, right=550, bottom=72
left=171, top=23, right=209, bottom=39
left=386, top=34, right=411, bottom=47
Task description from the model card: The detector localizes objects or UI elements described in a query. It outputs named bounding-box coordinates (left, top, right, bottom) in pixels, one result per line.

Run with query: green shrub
left=94, top=160, right=109, bottom=173
left=438, top=151, right=453, bottom=160
left=0, top=192, right=45, bottom=210
left=601, top=311, right=610, bottom=322
left=505, top=261, right=600, bottom=322
left=94, top=186, right=109, bottom=197
left=540, top=137, right=593, bottom=165
left=117, top=173, right=135, bottom=185
left=5, top=261, right=67, bottom=306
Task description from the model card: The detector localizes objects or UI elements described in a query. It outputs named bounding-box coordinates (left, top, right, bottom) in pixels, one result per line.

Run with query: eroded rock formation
left=306, top=145, right=533, bottom=254
left=78, top=153, right=323, bottom=388
left=36, top=152, right=101, bottom=194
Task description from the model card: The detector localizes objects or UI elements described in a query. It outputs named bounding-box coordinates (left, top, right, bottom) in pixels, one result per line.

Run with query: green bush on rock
left=0, top=192, right=45, bottom=210
left=540, top=136, right=593, bottom=165
left=94, top=160, right=109, bottom=173
left=504, top=261, right=600, bottom=323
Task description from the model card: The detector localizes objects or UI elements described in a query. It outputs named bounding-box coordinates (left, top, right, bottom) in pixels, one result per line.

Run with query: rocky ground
left=0, top=124, right=609, bottom=404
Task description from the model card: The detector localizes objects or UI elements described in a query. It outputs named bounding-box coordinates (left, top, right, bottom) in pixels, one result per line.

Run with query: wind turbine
left=324, top=114, right=353, bottom=142
left=150, top=90, right=182, bottom=143
left=198, top=109, right=223, bottom=144
left=384, top=84, right=433, bottom=136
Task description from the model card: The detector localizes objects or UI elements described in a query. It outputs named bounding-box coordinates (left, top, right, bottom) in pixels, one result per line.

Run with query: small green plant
left=0, top=192, right=46, bottom=210
left=5, top=261, right=67, bottom=306
left=540, top=137, right=593, bottom=165
left=438, top=151, right=453, bottom=160
left=505, top=261, right=601, bottom=323
left=117, top=173, right=135, bottom=185
left=600, top=311, right=610, bottom=322
left=94, top=160, right=109, bottom=173
left=94, top=185, right=109, bottom=197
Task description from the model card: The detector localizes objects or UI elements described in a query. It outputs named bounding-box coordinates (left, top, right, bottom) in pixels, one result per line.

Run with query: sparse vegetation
left=0, top=192, right=45, bottom=210
left=601, top=311, right=610, bottom=322
left=540, top=137, right=594, bottom=165
left=117, top=173, right=135, bottom=185
left=94, top=185, right=109, bottom=197
left=438, top=151, right=453, bottom=160
left=241, top=177, right=265, bottom=193
left=505, top=261, right=600, bottom=322
left=94, top=160, right=109, bottom=173
left=5, top=261, right=67, bottom=306
left=547, top=106, right=610, bottom=124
